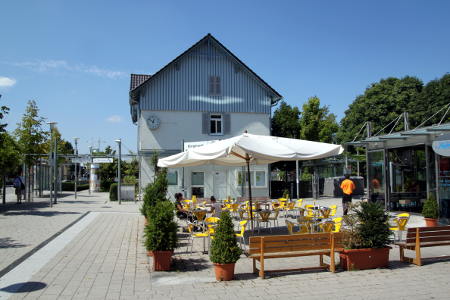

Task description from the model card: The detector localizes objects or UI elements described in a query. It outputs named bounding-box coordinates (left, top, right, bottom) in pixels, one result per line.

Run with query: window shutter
left=224, top=113, right=231, bottom=134
left=202, top=113, right=209, bottom=134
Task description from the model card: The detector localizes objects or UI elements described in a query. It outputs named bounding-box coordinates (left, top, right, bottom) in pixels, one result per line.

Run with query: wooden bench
left=395, top=225, right=450, bottom=266
left=248, top=233, right=345, bottom=279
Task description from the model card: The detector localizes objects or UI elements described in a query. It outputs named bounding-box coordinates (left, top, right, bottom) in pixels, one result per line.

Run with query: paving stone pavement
left=1, top=193, right=450, bottom=299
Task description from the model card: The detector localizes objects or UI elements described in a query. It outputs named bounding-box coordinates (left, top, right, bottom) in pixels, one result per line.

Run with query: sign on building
left=93, top=157, right=114, bottom=163
left=432, top=133, right=450, bottom=157
left=71, top=157, right=91, bottom=164
left=183, top=140, right=218, bottom=151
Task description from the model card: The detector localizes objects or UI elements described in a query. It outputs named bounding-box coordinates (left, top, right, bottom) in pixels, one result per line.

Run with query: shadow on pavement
left=0, top=281, right=47, bottom=293
left=0, top=237, right=28, bottom=249
left=172, top=257, right=211, bottom=271
left=3, top=210, right=81, bottom=217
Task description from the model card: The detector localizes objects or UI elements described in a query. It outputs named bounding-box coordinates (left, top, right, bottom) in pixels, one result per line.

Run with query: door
left=213, top=171, right=227, bottom=200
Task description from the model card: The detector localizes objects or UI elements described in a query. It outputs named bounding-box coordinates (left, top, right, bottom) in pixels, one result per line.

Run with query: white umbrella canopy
left=157, top=133, right=344, bottom=168
left=158, top=133, right=343, bottom=231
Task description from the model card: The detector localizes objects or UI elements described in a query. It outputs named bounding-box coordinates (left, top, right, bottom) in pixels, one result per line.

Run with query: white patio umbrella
left=158, top=132, right=344, bottom=230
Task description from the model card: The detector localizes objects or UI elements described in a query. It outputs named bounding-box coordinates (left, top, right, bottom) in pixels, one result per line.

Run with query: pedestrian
left=340, top=174, right=355, bottom=215
left=13, top=174, right=25, bottom=204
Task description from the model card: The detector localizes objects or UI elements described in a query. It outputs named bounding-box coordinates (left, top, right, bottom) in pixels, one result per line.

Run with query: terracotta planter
left=424, top=218, right=439, bottom=227
left=214, top=263, right=235, bottom=281
left=152, top=250, right=173, bottom=271
left=147, top=250, right=153, bottom=257
left=340, top=247, right=390, bottom=270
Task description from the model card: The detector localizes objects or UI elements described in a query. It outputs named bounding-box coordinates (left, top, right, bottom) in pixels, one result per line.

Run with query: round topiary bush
left=422, top=194, right=439, bottom=219
left=109, top=183, right=118, bottom=201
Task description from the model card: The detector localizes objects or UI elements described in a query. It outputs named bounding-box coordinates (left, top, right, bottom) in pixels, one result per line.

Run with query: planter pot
left=214, top=263, right=235, bottom=281
left=340, top=247, right=390, bottom=270
left=147, top=250, right=153, bottom=257
left=424, top=218, right=439, bottom=227
left=152, top=250, right=173, bottom=271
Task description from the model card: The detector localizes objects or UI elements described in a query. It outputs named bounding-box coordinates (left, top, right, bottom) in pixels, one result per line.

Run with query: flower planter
left=340, top=247, right=390, bottom=270
left=424, top=218, right=439, bottom=227
left=214, top=263, right=235, bottom=281
left=152, top=250, right=173, bottom=271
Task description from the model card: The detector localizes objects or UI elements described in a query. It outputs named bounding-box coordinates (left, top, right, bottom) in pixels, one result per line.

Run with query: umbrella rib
left=230, top=151, right=247, bottom=160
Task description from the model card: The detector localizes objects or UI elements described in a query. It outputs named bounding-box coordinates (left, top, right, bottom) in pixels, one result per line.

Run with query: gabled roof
left=130, top=74, right=151, bottom=91
left=129, top=33, right=282, bottom=105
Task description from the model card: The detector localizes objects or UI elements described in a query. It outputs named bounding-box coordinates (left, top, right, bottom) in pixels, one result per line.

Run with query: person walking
left=13, top=174, right=25, bottom=204
left=340, top=174, right=355, bottom=215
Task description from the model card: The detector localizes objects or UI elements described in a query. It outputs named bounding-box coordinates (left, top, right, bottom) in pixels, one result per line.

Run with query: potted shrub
left=340, top=202, right=392, bottom=270
left=209, top=211, right=242, bottom=281
left=140, top=168, right=168, bottom=223
left=144, top=200, right=178, bottom=271
left=422, top=194, right=439, bottom=227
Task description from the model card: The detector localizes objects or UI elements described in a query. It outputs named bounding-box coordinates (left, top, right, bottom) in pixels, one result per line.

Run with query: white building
left=129, top=34, right=282, bottom=200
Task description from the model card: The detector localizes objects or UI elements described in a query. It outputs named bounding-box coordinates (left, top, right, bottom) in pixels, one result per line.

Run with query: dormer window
left=209, top=76, right=221, bottom=96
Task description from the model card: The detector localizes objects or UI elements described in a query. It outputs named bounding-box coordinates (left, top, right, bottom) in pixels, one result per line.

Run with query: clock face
left=147, top=115, right=161, bottom=130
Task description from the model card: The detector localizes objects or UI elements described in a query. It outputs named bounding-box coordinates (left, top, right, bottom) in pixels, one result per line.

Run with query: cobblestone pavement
left=1, top=194, right=450, bottom=299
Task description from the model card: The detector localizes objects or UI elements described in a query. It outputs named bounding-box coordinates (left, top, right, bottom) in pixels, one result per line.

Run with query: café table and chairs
left=256, top=209, right=272, bottom=232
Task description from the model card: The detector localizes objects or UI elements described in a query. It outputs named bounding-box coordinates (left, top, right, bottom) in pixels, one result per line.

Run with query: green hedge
left=109, top=183, right=118, bottom=201
left=61, top=182, right=89, bottom=191
left=101, top=180, right=115, bottom=192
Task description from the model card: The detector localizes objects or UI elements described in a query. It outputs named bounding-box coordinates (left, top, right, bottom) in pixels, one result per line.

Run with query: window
left=191, top=172, right=204, bottom=186
left=191, top=172, right=204, bottom=198
left=237, top=170, right=267, bottom=188
left=209, top=76, right=221, bottom=96
left=210, top=114, right=223, bottom=135
left=167, top=171, right=178, bottom=185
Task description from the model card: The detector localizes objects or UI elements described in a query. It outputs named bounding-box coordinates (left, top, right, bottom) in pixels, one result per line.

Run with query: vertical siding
left=140, top=38, right=273, bottom=114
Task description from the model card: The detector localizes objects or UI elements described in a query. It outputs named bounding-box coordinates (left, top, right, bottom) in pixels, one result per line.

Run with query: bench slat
left=418, top=226, right=450, bottom=232
left=406, top=236, right=450, bottom=244
left=249, top=250, right=331, bottom=259
left=249, top=238, right=330, bottom=248
left=250, top=233, right=331, bottom=242
left=407, top=230, right=450, bottom=238
left=250, top=244, right=333, bottom=254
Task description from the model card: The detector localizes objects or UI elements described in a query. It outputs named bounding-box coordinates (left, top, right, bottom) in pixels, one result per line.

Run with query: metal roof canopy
left=348, top=123, right=450, bottom=150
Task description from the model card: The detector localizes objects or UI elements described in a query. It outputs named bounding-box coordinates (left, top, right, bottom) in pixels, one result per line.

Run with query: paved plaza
left=1, top=191, right=450, bottom=299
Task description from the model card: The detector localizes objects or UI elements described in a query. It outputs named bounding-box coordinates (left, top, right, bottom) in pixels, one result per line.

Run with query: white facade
left=130, top=34, right=282, bottom=200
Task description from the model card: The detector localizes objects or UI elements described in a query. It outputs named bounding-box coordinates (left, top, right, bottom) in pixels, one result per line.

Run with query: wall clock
left=147, top=115, right=161, bottom=130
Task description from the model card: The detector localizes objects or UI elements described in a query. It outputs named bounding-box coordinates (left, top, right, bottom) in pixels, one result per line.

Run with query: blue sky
left=1, top=0, right=449, bottom=154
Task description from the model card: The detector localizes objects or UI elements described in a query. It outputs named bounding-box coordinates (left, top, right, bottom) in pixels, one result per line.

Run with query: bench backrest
left=406, top=226, right=450, bottom=244
left=249, top=233, right=346, bottom=255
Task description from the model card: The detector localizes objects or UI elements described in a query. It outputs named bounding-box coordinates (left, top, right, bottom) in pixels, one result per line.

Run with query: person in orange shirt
left=340, top=174, right=355, bottom=215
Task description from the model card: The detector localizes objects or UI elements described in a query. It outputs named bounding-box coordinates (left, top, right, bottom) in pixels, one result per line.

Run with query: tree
left=337, top=76, right=423, bottom=143
left=271, top=101, right=301, bottom=138
left=299, top=96, right=339, bottom=143
left=0, top=99, right=21, bottom=203
left=409, top=73, right=450, bottom=127
left=14, top=100, right=48, bottom=166
left=14, top=100, right=48, bottom=200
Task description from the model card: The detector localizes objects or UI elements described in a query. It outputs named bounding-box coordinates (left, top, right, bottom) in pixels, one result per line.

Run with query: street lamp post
left=88, top=146, right=92, bottom=195
left=115, top=139, right=122, bottom=204
left=47, top=122, right=57, bottom=206
left=74, top=137, right=79, bottom=199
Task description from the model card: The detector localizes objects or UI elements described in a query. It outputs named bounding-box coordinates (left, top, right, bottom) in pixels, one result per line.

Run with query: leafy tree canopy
left=271, top=101, right=301, bottom=138
left=299, top=96, right=339, bottom=143
left=14, top=100, right=48, bottom=165
left=337, top=76, right=423, bottom=143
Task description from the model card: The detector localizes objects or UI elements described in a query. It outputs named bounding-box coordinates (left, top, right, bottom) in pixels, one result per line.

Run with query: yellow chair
left=187, top=223, right=209, bottom=254
left=205, top=216, right=220, bottom=224
left=235, top=220, right=248, bottom=249
left=329, top=205, right=337, bottom=217
left=304, top=204, right=316, bottom=218
left=286, top=220, right=308, bottom=235
left=229, top=203, right=240, bottom=218
left=284, top=202, right=296, bottom=218
left=332, top=217, right=343, bottom=233
left=390, top=213, right=410, bottom=241
left=268, top=208, right=280, bottom=227
left=319, top=221, right=334, bottom=233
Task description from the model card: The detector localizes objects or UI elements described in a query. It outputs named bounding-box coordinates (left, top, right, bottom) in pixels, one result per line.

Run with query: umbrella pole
left=246, top=156, right=254, bottom=232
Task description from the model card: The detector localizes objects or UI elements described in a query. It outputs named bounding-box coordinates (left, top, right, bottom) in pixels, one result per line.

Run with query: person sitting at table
left=209, top=196, right=223, bottom=217
left=175, top=192, right=188, bottom=219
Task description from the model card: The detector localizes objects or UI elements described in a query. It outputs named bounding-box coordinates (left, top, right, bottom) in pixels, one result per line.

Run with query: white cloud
left=106, top=115, right=122, bottom=123
left=0, top=76, right=16, bottom=87
left=4, top=60, right=125, bottom=79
